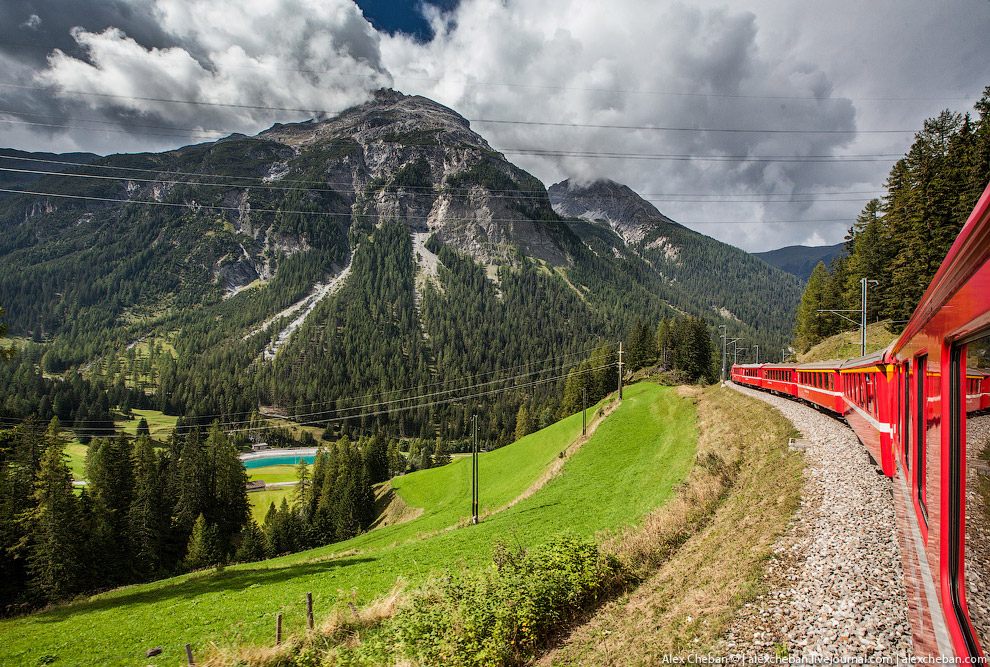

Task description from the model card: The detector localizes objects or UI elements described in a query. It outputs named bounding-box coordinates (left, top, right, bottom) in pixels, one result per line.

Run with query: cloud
left=20, top=14, right=41, bottom=30
left=1, top=0, right=988, bottom=251
left=381, top=0, right=866, bottom=249
left=3, top=0, right=391, bottom=150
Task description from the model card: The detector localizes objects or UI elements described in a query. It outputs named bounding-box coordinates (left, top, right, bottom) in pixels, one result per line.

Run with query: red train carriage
left=731, top=363, right=763, bottom=388
left=885, top=180, right=990, bottom=658
left=761, top=363, right=797, bottom=396
left=794, top=361, right=844, bottom=414
left=839, top=351, right=896, bottom=476
left=726, top=179, right=990, bottom=659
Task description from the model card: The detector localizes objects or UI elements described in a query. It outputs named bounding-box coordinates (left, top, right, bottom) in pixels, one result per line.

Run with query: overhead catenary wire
left=0, top=82, right=924, bottom=134
left=0, top=187, right=867, bottom=225
left=0, top=155, right=893, bottom=203
left=0, top=342, right=616, bottom=428
left=4, top=362, right=616, bottom=436
left=0, top=165, right=893, bottom=205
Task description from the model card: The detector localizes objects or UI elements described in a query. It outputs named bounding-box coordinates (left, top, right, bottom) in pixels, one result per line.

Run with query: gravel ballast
left=720, top=383, right=913, bottom=660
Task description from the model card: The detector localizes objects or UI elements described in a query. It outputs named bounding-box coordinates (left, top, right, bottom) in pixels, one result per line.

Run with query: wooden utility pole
left=582, top=388, right=587, bottom=436
left=472, top=415, right=479, bottom=524
left=618, top=341, right=624, bottom=400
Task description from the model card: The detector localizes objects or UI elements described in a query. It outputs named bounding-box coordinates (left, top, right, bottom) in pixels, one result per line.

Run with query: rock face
left=258, top=89, right=570, bottom=265
left=548, top=178, right=679, bottom=246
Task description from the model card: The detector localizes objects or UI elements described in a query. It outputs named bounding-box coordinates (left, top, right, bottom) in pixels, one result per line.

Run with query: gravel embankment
left=720, top=383, right=913, bottom=660
left=964, top=414, right=990, bottom=641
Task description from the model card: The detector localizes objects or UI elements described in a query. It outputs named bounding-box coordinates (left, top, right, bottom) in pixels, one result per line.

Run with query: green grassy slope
left=0, top=383, right=696, bottom=666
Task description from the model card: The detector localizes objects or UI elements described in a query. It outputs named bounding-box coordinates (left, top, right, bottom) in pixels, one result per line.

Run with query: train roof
left=795, top=360, right=844, bottom=370
left=839, top=348, right=887, bottom=370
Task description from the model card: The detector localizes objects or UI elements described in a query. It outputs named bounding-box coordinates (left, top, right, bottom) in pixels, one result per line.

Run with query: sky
left=0, top=0, right=988, bottom=252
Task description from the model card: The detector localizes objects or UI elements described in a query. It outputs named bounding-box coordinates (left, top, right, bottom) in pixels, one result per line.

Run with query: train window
left=950, top=332, right=990, bottom=656
left=917, top=356, right=928, bottom=525
left=866, top=375, right=874, bottom=414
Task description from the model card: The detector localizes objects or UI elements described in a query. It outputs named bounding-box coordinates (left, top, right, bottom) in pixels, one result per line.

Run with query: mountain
left=0, top=148, right=99, bottom=193
left=548, top=178, right=803, bottom=343
left=0, top=89, right=798, bottom=445
left=752, top=242, right=845, bottom=281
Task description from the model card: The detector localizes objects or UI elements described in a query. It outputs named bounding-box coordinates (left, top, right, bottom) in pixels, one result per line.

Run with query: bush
left=374, top=533, right=623, bottom=666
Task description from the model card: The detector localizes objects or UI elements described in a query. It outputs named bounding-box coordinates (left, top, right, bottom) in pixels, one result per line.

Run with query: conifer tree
left=129, top=436, right=169, bottom=578
left=184, top=513, right=221, bottom=570
left=514, top=404, right=533, bottom=441
left=23, top=434, right=83, bottom=601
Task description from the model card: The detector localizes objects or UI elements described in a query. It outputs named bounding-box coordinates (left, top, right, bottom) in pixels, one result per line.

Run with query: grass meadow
left=0, top=382, right=696, bottom=666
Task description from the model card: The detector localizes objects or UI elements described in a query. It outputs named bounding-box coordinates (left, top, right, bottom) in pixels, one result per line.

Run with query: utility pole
left=582, top=388, right=587, bottom=436
left=617, top=341, right=624, bottom=400
left=816, top=277, right=879, bottom=357
left=754, top=344, right=759, bottom=365
left=471, top=415, right=479, bottom=525
left=861, top=278, right=879, bottom=356
left=734, top=347, right=747, bottom=365
left=782, top=348, right=788, bottom=363
left=719, top=325, right=727, bottom=384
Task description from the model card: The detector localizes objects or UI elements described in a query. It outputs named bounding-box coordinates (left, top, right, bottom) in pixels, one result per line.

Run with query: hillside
left=0, top=90, right=798, bottom=445
left=752, top=242, right=844, bottom=281
left=795, top=320, right=897, bottom=362
left=0, top=382, right=698, bottom=666
left=549, top=179, right=803, bottom=345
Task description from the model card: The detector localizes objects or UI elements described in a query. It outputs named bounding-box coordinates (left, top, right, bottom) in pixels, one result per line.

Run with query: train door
left=903, top=362, right=911, bottom=472
left=917, top=356, right=929, bottom=525
left=949, top=331, right=990, bottom=656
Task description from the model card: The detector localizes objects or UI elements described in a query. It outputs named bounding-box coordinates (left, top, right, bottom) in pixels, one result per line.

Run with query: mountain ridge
left=0, top=89, right=798, bottom=445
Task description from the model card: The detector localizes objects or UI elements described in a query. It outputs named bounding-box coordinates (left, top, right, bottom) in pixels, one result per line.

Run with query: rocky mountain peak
left=255, top=88, right=570, bottom=266
left=548, top=178, right=678, bottom=245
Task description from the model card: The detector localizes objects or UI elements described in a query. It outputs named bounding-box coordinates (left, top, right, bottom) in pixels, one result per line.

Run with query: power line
left=0, top=82, right=922, bottom=134
left=0, top=187, right=862, bottom=224
left=472, top=118, right=915, bottom=135
left=0, top=154, right=890, bottom=200
left=1, top=343, right=615, bottom=427
left=0, top=165, right=888, bottom=203
left=6, top=362, right=616, bottom=436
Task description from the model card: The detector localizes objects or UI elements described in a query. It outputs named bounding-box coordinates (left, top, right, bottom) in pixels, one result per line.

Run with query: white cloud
left=4, top=0, right=989, bottom=251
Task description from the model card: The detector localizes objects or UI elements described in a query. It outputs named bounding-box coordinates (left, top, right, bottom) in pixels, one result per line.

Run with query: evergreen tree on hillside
left=129, top=436, right=170, bottom=578
left=184, top=513, right=221, bottom=571
left=795, top=88, right=990, bottom=339
left=86, top=433, right=135, bottom=586
left=204, top=423, right=249, bottom=559
left=22, top=433, right=83, bottom=602
left=515, top=404, right=533, bottom=441
left=0, top=307, right=14, bottom=361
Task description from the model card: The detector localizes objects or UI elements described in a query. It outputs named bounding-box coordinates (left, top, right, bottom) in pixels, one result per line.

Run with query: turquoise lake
left=242, top=455, right=315, bottom=469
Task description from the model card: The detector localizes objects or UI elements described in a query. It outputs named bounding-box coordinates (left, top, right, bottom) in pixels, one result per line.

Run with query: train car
left=839, top=350, right=896, bottom=476
left=761, top=363, right=797, bottom=396
left=731, top=363, right=763, bottom=388
left=794, top=361, right=844, bottom=414
left=966, top=369, right=990, bottom=412
left=885, top=180, right=990, bottom=659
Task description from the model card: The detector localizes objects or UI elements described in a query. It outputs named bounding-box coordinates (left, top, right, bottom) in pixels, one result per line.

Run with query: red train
left=732, top=180, right=990, bottom=659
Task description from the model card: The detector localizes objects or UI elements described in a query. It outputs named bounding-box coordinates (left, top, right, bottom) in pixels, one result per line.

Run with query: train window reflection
left=964, top=333, right=990, bottom=650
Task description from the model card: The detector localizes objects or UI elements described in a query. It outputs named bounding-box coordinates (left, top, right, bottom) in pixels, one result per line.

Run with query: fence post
left=307, top=592, right=314, bottom=630
left=276, top=612, right=283, bottom=645
left=185, top=643, right=195, bottom=665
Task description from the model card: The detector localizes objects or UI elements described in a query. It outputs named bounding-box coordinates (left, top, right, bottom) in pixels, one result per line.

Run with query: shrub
left=373, top=533, right=624, bottom=666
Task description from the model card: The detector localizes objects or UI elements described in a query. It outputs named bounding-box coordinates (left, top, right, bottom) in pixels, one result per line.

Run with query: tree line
left=794, top=87, right=990, bottom=351
left=0, top=420, right=248, bottom=613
